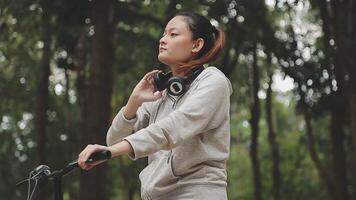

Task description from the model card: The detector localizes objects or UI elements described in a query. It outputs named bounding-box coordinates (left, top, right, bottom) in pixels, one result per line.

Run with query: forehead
left=165, top=16, right=190, bottom=32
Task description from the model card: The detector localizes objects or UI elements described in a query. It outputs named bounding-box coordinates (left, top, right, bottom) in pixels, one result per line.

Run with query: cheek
left=158, top=38, right=194, bottom=64
left=171, top=40, right=193, bottom=58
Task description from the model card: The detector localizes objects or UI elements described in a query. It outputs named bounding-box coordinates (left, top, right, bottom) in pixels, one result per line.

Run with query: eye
left=170, top=33, right=178, bottom=37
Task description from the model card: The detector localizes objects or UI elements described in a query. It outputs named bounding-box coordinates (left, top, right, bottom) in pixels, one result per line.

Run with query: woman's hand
left=132, top=70, right=163, bottom=103
left=124, top=70, right=163, bottom=119
left=78, top=144, right=110, bottom=170
left=78, top=141, right=133, bottom=170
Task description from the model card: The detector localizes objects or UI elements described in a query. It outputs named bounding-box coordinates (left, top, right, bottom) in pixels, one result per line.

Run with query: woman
left=78, top=11, right=232, bottom=200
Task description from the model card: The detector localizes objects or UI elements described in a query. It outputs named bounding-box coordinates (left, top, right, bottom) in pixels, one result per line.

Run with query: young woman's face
left=158, top=16, right=197, bottom=67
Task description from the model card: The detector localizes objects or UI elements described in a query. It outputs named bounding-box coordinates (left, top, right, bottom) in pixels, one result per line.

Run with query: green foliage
left=1, top=0, right=354, bottom=199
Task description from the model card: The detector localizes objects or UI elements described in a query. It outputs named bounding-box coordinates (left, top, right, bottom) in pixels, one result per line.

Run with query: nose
left=159, top=34, right=167, bottom=45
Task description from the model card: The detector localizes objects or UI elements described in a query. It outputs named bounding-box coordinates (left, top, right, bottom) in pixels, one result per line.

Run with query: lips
left=159, top=47, right=167, bottom=52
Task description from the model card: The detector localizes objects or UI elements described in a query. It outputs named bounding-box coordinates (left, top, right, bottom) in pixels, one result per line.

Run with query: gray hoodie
left=107, top=67, right=232, bottom=200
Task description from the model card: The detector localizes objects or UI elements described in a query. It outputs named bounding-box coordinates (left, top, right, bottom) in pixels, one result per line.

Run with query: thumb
left=152, top=91, right=162, bottom=100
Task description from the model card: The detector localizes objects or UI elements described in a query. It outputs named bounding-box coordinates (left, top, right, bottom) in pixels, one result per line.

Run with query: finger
left=78, top=157, right=86, bottom=169
left=81, top=159, right=103, bottom=170
left=83, top=148, right=95, bottom=162
left=143, top=70, right=159, bottom=80
left=80, top=145, right=96, bottom=164
left=145, top=71, right=158, bottom=80
left=78, top=145, right=89, bottom=157
left=83, top=144, right=106, bottom=163
left=153, top=91, right=163, bottom=100
left=148, top=76, right=155, bottom=85
left=79, top=156, right=93, bottom=170
left=78, top=145, right=92, bottom=167
left=79, top=162, right=88, bottom=170
left=83, top=164, right=94, bottom=171
left=79, top=152, right=90, bottom=168
left=81, top=144, right=94, bottom=155
left=80, top=163, right=89, bottom=170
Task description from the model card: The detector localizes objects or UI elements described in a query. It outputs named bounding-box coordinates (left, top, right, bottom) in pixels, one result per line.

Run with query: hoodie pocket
left=168, top=153, right=181, bottom=178
left=139, top=159, right=157, bottom=191
left=139, top=153, right=180, bottom=199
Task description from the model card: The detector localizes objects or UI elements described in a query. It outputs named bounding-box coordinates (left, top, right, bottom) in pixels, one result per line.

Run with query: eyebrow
left=164, top=27, right=179, bottom=32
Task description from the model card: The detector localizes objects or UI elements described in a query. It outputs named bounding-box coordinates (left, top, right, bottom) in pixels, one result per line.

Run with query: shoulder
left=193, top=66, right=233, bottom=95
left=197, top=66, right=225, bottom=79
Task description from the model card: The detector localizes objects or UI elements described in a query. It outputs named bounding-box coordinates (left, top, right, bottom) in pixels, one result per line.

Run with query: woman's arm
left=106, top=70, right=163, bottom=145
left=79, top=70, right=162, bottom=170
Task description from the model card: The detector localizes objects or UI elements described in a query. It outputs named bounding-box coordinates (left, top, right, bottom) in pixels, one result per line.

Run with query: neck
left=169, top=65, right=185, bottom=77
left=169, top=64, right=204, bottom=77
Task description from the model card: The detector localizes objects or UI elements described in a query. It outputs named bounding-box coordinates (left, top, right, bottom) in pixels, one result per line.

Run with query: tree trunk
left=351, top=80, right=356, bottom=195
left=330, top=100, right=349, bottom=200
left=302, top=102, right=336, bottom=200
left=318, top=0, right=354, bottom=197
left=35, top=0, right=51, bottom=167
left=64, top=68, right=72, bottom=132
left=345, top=0, right=356, bottom=195
left=266, top=72, right=281, bottom=200
left=75, top=31, right=88, bottom=147
left=128, top=188, right=135, bottom=200
left=220, top=16, right=240, bottom=78
left=249, top=47, right=262, bottom=200
left=71, top=31, right=88, bottom=200
left=34, top=2, right=51, bottom=200
left=79, top=0, right=114, bottom=200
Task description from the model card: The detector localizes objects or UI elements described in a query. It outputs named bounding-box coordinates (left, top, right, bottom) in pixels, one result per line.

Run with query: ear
left=192, top=38, right=204, bottom=53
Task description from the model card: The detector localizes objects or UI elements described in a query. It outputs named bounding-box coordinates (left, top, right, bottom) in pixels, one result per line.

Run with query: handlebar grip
left=85, top=150, right=112, bottom=164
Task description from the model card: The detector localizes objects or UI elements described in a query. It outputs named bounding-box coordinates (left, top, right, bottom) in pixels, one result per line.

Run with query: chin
left=158, top=55, right=170, bottom=66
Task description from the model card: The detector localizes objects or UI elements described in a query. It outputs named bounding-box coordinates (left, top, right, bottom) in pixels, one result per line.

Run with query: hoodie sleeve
left=124, top=72, right=231, bottom=160
left=106, top=102, right=153, bottom=146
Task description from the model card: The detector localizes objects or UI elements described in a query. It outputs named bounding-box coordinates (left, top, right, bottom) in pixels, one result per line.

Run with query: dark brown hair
left=173, top=12, right=226, bottom=74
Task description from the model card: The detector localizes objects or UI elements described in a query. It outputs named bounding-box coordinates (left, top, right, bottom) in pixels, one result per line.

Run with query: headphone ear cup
left=167, top=77, right=186, bottom=96
left=154, top=72, right=169, bottom=91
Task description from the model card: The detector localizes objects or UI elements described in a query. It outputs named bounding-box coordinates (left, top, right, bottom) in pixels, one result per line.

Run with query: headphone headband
left=184, top=66, right=204, bottom=84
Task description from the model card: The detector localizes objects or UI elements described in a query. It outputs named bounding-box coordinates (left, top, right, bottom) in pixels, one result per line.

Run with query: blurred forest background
left=1, top=0, right=355, bottom=199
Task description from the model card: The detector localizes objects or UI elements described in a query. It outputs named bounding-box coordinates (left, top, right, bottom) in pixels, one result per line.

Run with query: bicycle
left=16, top=150, right=111, bottom=200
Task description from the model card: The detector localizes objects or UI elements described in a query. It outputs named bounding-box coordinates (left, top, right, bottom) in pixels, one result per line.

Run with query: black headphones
left=153, top=66, right=204, bottom=96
